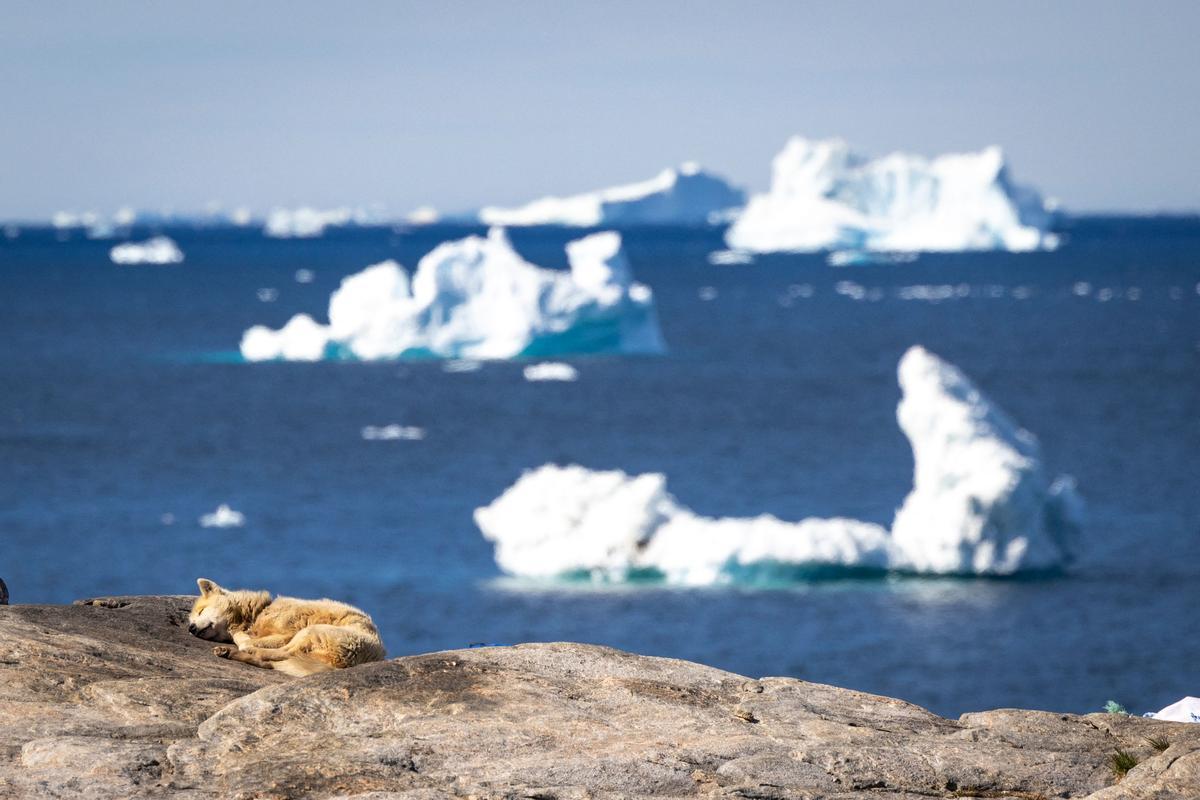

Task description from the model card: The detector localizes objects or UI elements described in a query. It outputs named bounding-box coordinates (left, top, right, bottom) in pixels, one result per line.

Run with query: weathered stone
left=0, top=596, right=1196, bottom=798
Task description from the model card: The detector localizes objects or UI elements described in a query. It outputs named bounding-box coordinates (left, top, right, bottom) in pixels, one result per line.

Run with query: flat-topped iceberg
left=479, top=162, right=744, bottom=227
left=109, top=236, right=185, bottom=265
left=476, top=346, right=1081, bottom=584
left=725, top=137, right=1057, bottom=254
left=240, top=228, right=665, bottom=361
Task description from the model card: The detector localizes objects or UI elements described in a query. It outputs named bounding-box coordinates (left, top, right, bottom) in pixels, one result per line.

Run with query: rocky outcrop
left=0, top=596, right=1196, bottom=799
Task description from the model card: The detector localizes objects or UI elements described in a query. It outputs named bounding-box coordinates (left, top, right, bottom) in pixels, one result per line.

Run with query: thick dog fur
left=187, top=578, right=386, bottom=677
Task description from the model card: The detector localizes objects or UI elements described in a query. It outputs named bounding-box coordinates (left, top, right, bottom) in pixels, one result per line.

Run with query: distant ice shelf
left=240, top=228, right=665, bottom=361
left=109, top=236, right=184, bottom=265
left=475, top=346, right=1082, bottom=583
left=479, top=162, right=745, bottom=227
left=725, top=137, right=1058, bottom=254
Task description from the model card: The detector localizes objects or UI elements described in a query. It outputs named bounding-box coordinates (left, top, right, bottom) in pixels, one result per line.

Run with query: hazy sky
left=3, top=1, right=1198, bottom=218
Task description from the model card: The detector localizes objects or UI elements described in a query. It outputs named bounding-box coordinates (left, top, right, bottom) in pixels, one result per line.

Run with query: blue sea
left=2, top=218, right=1198, bottom=718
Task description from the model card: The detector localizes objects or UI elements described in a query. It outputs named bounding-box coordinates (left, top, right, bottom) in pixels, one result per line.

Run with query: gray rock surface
left=0, top=595, right=1196, bottom=799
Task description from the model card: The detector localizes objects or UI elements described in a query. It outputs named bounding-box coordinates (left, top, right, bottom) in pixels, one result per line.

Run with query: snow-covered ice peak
left=890, top=346, right=1080, bottom=574
left=726, top=136, right=1057, bottom=254
left=479, top=164, right=745, bottom=227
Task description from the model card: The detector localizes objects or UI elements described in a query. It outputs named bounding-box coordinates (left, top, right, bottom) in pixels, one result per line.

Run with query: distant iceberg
left=479, top=162, right=744, bottom=227
left=241, top=228, right=665, bottom=361
left=263, top=206, right=386, bottom=238
left=725, top=137, right=1058, bottom=254
left=476, top=346, right=1081, bottom=583
left=109, top=236, right=185, bottom=265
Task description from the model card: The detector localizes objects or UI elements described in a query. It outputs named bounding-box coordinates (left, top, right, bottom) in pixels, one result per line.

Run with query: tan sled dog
left=187, top=578, right=386, bottom=676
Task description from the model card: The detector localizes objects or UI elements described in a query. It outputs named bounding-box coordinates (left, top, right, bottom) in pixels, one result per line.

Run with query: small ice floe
left=199, top=504, right=245, bottom=529
left=110, top=236, right=185, bottom=265
left=834, top=280, right=866, bottom=300
left=1143, top=696, right=1200, bottom=723
left=897, top=284, right=971, bottom=302
left=362, top=424, right=426, bottom=441
left=160, top=513, right=175, bottom=526
left=264, top=207, right=354, bottom=238
left=1169, top=286, right=1182, bottom=300
left=698, top=286, right=719, bottom=301
left=707, top=249, right=754, bottom=266
left=1096, top=288, right=1115, bottom=302
left=443, top=359, right=483, bottom=374
left=826, top=250, right=919, bottom=267
left=256, top=288, right=279, bottom=303
left=777, top=283, right=815, bottom=307
left=1011, top=286, right=1033, bottom=300
left=523, top=362, right=579, bottom=382
left=1072, top=281, right=1092, bottom=297
left=1126, top=287, right=1141, bottom=301
left=294, top=269, right=315, bottom=284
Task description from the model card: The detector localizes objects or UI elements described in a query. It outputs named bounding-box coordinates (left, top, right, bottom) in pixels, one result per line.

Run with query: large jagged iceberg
left=725, top=137, right=1057, bottom=254
left=240, top=228, right=665, bottom=361
left=475, top=346, right=1081, bottom=583
left=479, top=163, right=744, bottom=227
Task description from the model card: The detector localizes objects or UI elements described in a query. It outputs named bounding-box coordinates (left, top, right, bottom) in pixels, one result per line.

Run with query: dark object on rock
left=0, top=578, right=7, bottom=605
left=0, top=595, right=1197, bottom=798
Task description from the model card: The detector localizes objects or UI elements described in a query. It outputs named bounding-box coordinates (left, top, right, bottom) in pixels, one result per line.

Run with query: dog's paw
left=212, top=645, right=236, bottom=659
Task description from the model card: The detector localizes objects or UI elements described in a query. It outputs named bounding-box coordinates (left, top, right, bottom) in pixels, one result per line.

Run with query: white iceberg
left=109, top=236, right=185, bottom=265
left=240, top=228, right=665, bottom=361
left=726, top=137, right=1058, bottom=254
left=1144, top=697, right=1200, bottom=723
left=475, top=346, right=1081, bottom=583
left=479, top=162, right=744, bottom=227
left=199, top=504, right=245, bottom=529
left=889, top=346, right=1081, bottom=574
left=406, top=206, right=440, bottom=225
left=707, top=249, right=755, bottom=266
left=523, top=362, right=579, bottom=382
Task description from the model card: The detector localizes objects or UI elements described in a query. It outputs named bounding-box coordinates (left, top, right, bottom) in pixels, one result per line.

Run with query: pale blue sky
left=2, top=1, right=1198, bottom=218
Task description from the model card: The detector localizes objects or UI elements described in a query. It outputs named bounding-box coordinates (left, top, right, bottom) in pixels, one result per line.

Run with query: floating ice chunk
left=477, top=346, right=1080, bottom=582
left=727, top=137, right=1057, bottom=254
left=524, top=362, right=578, bottom=382
left=889, top=346, right=1080, bottom=574
left=241, top=229, right=665, bottom=361
left=698, top=286, right=718, bottom=301
left=294, top=269, right=315, bottom=284
left=480, top=163, right=744, bottom=227
left=199, top=504, right=245, bottom=528
left=256, top=288, right=279, bottom=303
left=475, top=465, right=890, bottom=584
left=897, top=284, right=970, bottom=302
left=361, top=424, right=426, bottom=441
left=1072, top=281, right=1092, bottom=297
left=835, top=281, right=866, bottom=300
left=109, top=236, right=185, bottom=265
left=240, top=314, right=329, bottom=362
left=707, top=249, right=754, bottom=266
left=1144, top=697, right=1200, bottom=723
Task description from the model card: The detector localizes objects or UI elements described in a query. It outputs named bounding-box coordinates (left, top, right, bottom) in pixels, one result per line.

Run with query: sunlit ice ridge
left=475, top=346, right=1083, bottom=586
left=9, top=136, right=1066, bottom=254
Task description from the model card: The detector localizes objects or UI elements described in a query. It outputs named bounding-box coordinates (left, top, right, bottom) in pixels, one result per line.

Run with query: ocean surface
left=2, top=218, right=1198, bottom=718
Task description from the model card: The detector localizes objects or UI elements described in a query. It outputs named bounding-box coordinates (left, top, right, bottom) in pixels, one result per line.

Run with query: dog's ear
left=197, top=578, right=221, bottom=597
